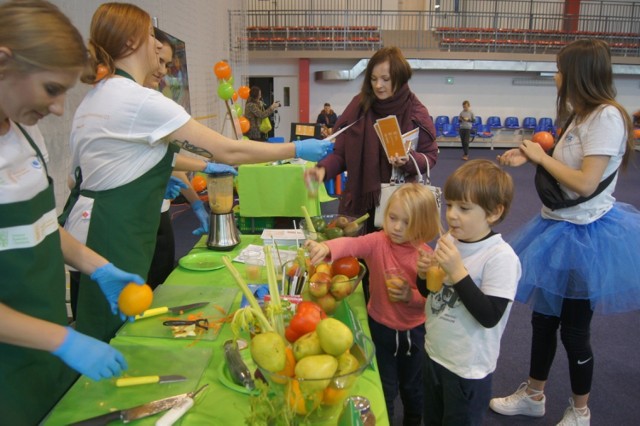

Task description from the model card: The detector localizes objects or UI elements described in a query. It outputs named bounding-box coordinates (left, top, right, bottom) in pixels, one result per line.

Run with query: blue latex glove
left=191, top=199, right=210, bottom=236
left=90, top=263, right=145, bottom=322
left=293, top=138, right=334, bottom=162
left=52, top=327, right=127, bottom=380
left=164, top=176, right=188, bottom=199
left=203, top=162, right=238, bottom=175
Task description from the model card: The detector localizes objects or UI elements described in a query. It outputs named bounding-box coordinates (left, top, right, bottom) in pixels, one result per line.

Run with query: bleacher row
left=245, top=25, right=382, bottom=50
left=436, top=27, right=640, bottom=56
left=433, top=115, right=555, bottom=136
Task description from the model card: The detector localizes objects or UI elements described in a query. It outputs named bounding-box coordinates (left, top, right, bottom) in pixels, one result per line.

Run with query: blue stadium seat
left=435, top=115, right=450, bottom=137
left=451, top=116, right=460, bottom=129
left=504, top=116, right=520, bottom=129
left=522, top=117, right=537, bottom=130
left=442, top=123, right=459, bottom=138
left=487, top=116, right=502, bottom=129
left=473, top=116, right=482, bottom=129
left=538, top=117, right=554, bottom=132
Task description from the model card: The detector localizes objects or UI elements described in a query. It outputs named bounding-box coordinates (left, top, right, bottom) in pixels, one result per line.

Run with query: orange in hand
left=118, top=282, right=153, bottom=316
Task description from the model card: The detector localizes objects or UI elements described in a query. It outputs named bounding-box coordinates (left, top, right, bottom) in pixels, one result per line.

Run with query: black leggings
left=529, top=298, right=594, bottom=395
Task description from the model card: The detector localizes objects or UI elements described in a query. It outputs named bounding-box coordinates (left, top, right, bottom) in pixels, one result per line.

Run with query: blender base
left=206, top=212, right=240, bottom=251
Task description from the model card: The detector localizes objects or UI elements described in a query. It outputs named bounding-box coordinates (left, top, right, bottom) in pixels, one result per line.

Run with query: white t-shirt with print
left=0, top=122, right=48, bottom=203
left=70, top=77, right=191, bottom=191
left=425, top=234, right=521, bottom=380
left=542, top=105, right=626, bottom=224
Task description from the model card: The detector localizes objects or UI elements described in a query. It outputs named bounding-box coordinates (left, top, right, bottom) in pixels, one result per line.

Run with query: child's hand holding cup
left=384, top=268, right=407, bottom=303
left=418, top=249, right=445, bottom=293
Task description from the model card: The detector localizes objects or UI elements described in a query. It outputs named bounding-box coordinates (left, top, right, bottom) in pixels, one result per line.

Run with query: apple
left=292, top=331, right=324, bottom=361
left=314, top=293, right=337, bottom=314
left=309, top=279, right=329, bottom=298
left=316, top=318, right=354, bottom=356
left=330, top=274, right=353, bottom=300
left=315, top=262, right=332, bottom=276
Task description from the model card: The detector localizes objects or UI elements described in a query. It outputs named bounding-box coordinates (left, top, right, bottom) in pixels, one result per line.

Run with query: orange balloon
left=239, top=116, right=250, bottom=133
left=634, top=128, right=640, bottom=140
left=532, top=131, right=554, bottom=151
left=237, top=85, right=250, bottom=100
left=213, top=61, right=232, bottom=80
left=232, top=91, right=238, bottom=102
left=191, top=175, right=206, bottom=192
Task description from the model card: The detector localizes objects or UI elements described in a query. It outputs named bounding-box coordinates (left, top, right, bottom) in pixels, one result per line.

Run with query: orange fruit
left=287, top=380, right=322, bottom=415
left=118, top=283, right=153, bottom=316
left=322, top=386, right=348, bottom=406
left=191, top=175, right=207, bottom=193
left=273, top=347, right=296, bottom=384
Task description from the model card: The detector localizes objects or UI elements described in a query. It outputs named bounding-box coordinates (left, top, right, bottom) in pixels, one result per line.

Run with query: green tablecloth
left=45, top=236, right=389, bottom=425
left=237, top=162, right=333, bottom=218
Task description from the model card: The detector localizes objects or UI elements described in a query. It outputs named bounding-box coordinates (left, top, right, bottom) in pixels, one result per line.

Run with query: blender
left=206, top=172, right=240, bottom=250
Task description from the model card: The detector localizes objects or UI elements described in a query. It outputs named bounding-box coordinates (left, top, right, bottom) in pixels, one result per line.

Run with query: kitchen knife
left=115, top=375, right=187, bottom=387
left=135, top=302, right=209, bottom=320
left=155, top=384, right=209, bottom=426
left=69, top=392, right=188, bottom=425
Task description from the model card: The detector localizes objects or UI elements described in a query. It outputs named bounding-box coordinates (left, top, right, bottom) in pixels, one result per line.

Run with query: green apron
left=75, top=143, right=179, bottom=342
left=0, top=125, right=76, bottom=424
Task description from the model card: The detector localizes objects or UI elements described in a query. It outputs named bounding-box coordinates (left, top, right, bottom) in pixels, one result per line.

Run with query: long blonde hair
left=82, top=2, right=151, bottom=84
left=0, top=0, right=86, bottom=73
left=383, top=183, right=442, bottom=246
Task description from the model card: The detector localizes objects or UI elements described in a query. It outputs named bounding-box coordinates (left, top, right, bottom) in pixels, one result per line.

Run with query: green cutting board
left=43, top=338, right=213, bottom=425
left=117, top=284, right=238, bottom=341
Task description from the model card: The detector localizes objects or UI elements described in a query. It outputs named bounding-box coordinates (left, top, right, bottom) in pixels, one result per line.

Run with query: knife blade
left=115, top=374, right=187, bottom=387
left=69, top=392, right=188, bottom=425
left=135, top=302, right=209, bottom=320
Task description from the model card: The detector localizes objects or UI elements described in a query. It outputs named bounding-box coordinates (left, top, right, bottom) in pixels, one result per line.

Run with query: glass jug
left=207, top=173, right=234, bottom=214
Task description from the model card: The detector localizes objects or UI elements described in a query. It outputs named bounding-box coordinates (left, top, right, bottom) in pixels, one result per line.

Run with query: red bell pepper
left=284, top=301, right=326, bottom=343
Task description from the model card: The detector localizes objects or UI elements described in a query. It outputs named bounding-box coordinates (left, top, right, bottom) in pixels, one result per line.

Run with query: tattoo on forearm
left=171, top=139, right=213, bottom=159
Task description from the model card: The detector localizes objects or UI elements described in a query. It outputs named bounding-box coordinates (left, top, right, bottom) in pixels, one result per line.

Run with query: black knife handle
left=69, top=411, right=122, bottom=425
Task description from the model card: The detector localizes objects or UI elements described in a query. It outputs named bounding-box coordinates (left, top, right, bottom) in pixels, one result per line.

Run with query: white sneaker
left=556, top=398, right=590, bottom=426
left=489, top=382, right=546, bottom=417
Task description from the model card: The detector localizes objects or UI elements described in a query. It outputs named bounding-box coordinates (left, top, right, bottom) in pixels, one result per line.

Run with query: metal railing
left=230, top=0, right=640, bottom=57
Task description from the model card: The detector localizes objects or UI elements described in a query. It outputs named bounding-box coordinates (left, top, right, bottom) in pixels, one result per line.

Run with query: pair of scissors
left=163, top=318, right=209, bottom=330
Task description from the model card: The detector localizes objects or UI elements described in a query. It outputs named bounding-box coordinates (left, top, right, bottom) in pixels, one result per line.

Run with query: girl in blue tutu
left=490, top=39, right=640, bottom=426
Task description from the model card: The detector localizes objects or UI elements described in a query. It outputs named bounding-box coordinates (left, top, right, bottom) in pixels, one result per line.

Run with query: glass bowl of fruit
left=300, top=213, right=368, bottom=242
left=284, top=257, right=366, bottom=315
left=251, top=319, right=375, bottom=423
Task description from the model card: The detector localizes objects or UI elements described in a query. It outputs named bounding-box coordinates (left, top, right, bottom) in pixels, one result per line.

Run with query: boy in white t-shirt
left=416, top=159, right=521, bottom=425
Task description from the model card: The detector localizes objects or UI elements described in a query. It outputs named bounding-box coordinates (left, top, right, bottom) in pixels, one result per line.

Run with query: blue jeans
left=423, top=352, right=492, bottom=426
left=368, top=316, right=425, bottom=425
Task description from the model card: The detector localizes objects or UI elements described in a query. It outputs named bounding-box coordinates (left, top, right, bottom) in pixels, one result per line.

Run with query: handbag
left=374, top=152, right=442, bottom=227
left=259, top=117, right=272, bottom=133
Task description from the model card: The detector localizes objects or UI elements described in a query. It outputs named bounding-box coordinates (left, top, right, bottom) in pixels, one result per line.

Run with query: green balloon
left=234, top=104, right=242, bottom=116
left=217, top=82, right=234, bottom=100
left=225, top=75, right=235, bottom=86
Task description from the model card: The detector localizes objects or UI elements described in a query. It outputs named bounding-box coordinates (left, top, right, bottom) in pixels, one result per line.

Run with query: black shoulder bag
left=534, top=145, right=617, bottom=210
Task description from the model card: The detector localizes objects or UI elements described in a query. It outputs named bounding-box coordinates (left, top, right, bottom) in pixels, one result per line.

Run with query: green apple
left=333, top=351, right=360, bottom=389
left=294, top=354, right=338, bottom=393
left=316, top=318, right=354, bottom=356
left=292, top=330, right=324, bottom=361
left=250, top=331, right=287, bottom=372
